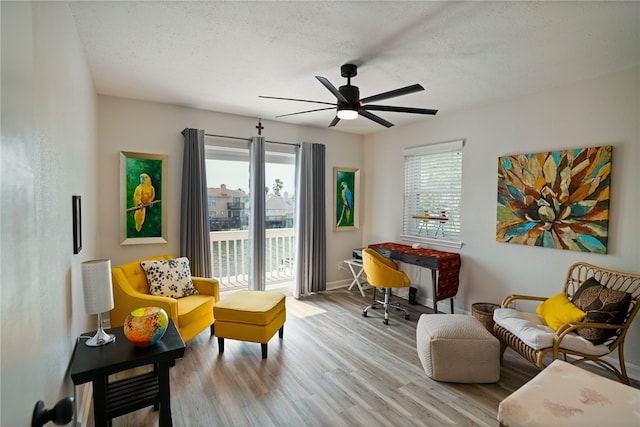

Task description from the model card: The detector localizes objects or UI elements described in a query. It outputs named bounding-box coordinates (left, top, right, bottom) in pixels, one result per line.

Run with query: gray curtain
left=248, top=136, right=266, bottom=291
left=180, top=128, right=212, bottom=277
left=294, top=142, right=326, bottom=298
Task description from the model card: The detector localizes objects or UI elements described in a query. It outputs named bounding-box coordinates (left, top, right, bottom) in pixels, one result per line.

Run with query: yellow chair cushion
left=536, top=292, right=586, bottom=331
left=177, top=294, right=215, bottom=328
left=215, top=290, right=285, bottom=325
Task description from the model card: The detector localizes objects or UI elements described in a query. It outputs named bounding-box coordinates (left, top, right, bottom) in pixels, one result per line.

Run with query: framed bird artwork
left=120, top=151, right=168, bottom=245
left=333, top=167, right=360, bottom=231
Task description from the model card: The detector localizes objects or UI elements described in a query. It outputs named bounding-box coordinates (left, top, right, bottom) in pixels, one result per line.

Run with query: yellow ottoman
left=214, top=290, right=286, bottom=359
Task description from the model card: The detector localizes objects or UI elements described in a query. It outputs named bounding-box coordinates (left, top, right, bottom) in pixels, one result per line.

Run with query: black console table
left=70, top=319, right=185, bottom=426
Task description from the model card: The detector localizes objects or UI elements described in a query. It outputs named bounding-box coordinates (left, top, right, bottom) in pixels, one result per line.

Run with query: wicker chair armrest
left=553, top=321, right=626, bottom=357
left=501, top=294, right=547, bottom=308
left=555, top=320, right=624, bottom=339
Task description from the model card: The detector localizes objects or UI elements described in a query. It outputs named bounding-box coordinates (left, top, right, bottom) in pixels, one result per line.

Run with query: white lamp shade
left=82, top=259, right=115, bottom=315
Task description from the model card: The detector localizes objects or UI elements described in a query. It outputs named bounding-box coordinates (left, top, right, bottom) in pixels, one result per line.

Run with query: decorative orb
left=124, top=307, right=169, bottom=347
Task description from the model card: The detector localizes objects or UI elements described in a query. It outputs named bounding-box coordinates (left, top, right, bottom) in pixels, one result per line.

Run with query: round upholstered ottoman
left=416, top=314, right=500, bottom=383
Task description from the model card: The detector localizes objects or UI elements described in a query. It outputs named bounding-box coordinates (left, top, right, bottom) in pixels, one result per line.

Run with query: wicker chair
left=493, top=262, right=640, bottom=384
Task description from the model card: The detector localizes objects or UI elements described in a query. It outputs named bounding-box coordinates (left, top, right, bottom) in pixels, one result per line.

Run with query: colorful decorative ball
left=123, top=307, right=169, bottom=347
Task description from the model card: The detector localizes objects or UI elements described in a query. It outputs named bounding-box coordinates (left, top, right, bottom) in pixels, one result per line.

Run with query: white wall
left=97, top=96, right=364, bottom=284
left=363, top=66, right=640, bottom=369
left=1, top=2, right=98, bottom=425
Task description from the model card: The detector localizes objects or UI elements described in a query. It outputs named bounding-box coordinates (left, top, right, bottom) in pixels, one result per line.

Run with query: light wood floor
left=92, top=288, right=638, bottom=426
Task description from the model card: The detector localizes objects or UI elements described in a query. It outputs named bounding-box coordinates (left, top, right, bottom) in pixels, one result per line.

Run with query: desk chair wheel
left=405, top=314, right=410, bottom=320
left=362, top=310, right=367, bottom=317
left=383, top=319, right=389, bottom=325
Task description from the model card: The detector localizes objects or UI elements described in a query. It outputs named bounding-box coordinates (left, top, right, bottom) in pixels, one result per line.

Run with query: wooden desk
left=70, top=319, right=185, bottom=426
left=369, top=242, right=461, bottom=313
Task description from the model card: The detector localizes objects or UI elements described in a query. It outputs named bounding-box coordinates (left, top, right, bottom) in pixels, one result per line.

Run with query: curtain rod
left=204, top=133, right=299, bottom=147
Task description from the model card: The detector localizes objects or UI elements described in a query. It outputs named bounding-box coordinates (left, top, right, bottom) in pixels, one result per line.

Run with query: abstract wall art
left=496, top=145, right=612, bottom=253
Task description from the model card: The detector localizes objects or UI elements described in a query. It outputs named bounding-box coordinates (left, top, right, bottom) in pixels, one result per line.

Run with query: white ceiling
left=68, top=1, right=640, bottom=135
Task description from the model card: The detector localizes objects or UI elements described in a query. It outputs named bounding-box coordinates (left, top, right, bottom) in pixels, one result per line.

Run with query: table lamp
left=81, top=259, right=116, bottom=346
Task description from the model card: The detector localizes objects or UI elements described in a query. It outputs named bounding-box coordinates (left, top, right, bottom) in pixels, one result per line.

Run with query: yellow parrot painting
left=133, top=173, right=155, bottom=232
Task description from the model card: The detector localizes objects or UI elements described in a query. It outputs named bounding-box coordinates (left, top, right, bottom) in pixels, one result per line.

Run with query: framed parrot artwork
left=120, top=151, right=168, bottom=245
left=333, top=167, right=360, bottom=231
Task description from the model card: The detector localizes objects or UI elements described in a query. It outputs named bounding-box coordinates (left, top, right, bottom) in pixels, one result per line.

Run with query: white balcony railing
left=210, top=228, right=295, bottom=292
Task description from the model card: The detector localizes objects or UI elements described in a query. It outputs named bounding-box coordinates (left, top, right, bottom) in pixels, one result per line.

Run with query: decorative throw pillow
left=141, top=257, right=199, bottom=299
left=571, top=277, right=632, bottom=345
left=536, top=292, right=586, bottom=331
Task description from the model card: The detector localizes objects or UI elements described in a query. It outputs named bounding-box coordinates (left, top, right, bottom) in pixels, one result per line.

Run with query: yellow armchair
left=110, top=255, right=219, bottom=342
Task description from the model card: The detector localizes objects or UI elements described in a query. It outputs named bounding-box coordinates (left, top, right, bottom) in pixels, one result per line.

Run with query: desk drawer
left=372, top=248, right=392, bottom=259
left=393, top=252, right=438, bottom=269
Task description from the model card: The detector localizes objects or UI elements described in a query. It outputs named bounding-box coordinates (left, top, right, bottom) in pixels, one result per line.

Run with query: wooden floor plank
left=89, top=288, right=638, bottom=426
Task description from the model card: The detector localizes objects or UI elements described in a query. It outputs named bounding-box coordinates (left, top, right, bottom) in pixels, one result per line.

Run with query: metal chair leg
left=362, top=288, right=410, bottom=324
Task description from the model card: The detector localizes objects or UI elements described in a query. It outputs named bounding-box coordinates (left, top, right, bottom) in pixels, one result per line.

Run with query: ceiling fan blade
left=360, top=84, right=424, bottom=104
left=328, top=116, right=341, bottom=127
left=315, top=76, right=349, bottom=104
left=363, top=105, right=438, bottom=115
left=359, top=109, right=394, bottom=128
left=276, top=107, right=336, bottom=118
left=259, top=95, right=336, bottom=106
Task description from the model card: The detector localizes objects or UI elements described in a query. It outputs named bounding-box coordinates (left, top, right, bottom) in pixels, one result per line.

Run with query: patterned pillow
left=140, top=257, right=199, bottom=299
left=571, top=277, right=631, bottom=345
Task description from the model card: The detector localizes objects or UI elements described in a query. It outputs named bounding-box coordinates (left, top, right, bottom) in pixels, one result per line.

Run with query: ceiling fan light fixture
left=260, top=64, right=436, bottom=128
left=337, top=108, right=358, bottom=120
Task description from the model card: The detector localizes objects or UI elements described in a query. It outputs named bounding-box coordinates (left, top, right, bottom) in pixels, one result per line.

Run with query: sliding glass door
left=205, top=140, right=296, bottom=295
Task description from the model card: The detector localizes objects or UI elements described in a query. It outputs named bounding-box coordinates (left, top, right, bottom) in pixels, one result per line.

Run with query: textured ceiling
left=68, top=1, right=640, bottom=135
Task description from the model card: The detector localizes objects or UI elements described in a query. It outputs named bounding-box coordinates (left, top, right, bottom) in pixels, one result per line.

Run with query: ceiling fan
left=260, top=64, right=438, bottom=128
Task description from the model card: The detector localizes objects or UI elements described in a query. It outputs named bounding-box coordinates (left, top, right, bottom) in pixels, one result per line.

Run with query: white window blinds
left=402, top=140, right=463, bottom=245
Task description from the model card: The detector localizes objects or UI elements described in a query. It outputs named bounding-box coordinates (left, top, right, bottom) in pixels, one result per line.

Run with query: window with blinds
left=402, top=140, right=463, bottom=245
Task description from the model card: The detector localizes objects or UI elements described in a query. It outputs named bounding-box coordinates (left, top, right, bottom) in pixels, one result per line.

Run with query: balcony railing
left=210, top=228, right=295, bottom=292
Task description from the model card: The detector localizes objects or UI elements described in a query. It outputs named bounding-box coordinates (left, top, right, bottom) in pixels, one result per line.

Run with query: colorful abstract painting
left=496, top=145, right=611, bottom=253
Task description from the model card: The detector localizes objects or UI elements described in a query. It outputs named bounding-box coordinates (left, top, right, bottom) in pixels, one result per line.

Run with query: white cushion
left=493, top=308, right=609, bottom=355
left=140, top=257, right=199, bottom=299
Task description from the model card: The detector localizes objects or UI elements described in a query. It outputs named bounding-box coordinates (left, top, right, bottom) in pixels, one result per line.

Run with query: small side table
left=70, top=319, right=185, bottom=427
left=344, top=259, right=367, bottom=296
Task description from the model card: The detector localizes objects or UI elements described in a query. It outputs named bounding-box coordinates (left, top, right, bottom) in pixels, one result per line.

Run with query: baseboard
left=603, top=353, right=640, bottom=381
left=326, top=279, right=351, bottom=290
